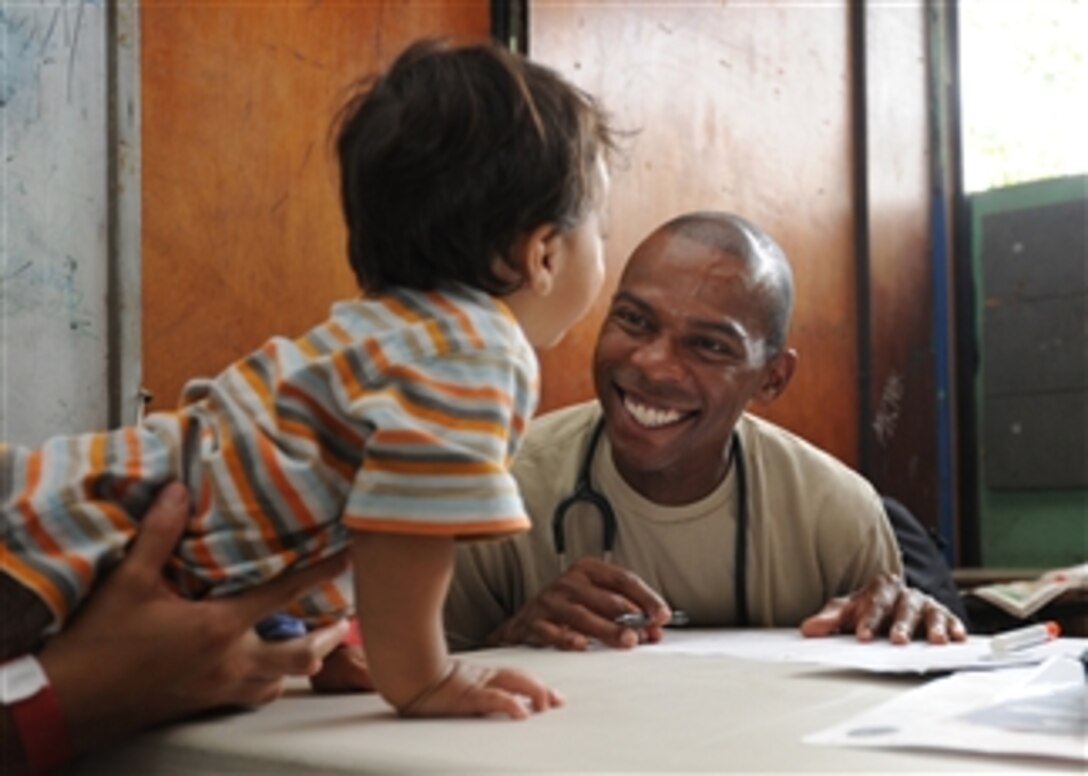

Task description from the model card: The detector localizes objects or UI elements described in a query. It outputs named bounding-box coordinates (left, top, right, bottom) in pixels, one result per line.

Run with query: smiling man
left=444, top=211, right=966, bottom=651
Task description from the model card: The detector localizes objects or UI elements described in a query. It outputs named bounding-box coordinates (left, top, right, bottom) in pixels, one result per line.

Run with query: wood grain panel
left=863, top=3, right=941, bottom=529
left=140, top=1, right=490, bottom=410
left=531, top=2, right=860, bottom=465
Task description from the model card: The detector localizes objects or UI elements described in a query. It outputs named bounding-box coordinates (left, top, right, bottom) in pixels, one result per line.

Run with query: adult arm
left=803, top=486, right=966, bottom=643
left=1, top=482, right=350, bottom=773
left=800, top=571, right=968, bottom=644
left=444, top=519, right=676, bottom=652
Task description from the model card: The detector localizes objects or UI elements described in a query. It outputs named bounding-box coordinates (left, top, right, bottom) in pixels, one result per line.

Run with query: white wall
left=1, top=0, right=139, bottom=446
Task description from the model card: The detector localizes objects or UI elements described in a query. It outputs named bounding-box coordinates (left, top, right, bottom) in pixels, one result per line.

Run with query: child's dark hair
left=335, top=38, right=617, bottom=295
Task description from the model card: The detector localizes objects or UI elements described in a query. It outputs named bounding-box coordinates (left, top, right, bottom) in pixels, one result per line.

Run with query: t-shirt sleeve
left=823, top=487, right=905, bottom=594
left=340, top=350, right=532, bottom=539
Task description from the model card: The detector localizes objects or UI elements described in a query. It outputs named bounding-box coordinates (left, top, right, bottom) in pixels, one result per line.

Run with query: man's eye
left=692, top=337, right=741, bottom=359
left=613, top=308, right=647, bottom=329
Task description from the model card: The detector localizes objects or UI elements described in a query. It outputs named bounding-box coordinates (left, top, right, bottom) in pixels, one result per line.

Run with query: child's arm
left=350, top=532, right=563, bottom=719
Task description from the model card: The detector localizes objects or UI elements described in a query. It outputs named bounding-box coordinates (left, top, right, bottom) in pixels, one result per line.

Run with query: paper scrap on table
left=968, top=562, right=1087, bottom=619
left=805, top=655, right=1087, bottom=762
left=642, top=628, right=1088, bottom=674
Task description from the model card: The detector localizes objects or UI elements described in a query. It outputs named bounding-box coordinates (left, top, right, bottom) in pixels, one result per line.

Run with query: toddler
left=1, top=38, right=616, bottom=718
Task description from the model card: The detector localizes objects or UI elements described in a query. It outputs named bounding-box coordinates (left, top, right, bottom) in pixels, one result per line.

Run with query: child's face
left=537, top=158, right=611, bottom=346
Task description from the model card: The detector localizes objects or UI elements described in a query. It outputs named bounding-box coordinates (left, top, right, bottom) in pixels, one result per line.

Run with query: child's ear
left=512, top=223, right=560, bottom=296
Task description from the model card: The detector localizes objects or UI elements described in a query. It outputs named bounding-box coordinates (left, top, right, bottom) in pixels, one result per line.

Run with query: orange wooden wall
left=527, top=2, right=942, bottom=532
left=531, top=2, right=861, bottom=466
left=140, top=1, right=491, bottom=411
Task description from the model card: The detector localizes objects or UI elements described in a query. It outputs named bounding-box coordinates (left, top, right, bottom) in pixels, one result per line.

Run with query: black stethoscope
left=551, top=417, right=750, bottom=627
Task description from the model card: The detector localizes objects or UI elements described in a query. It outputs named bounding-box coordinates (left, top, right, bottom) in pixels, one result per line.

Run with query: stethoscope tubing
left=550, top=416, right=750, bottom=626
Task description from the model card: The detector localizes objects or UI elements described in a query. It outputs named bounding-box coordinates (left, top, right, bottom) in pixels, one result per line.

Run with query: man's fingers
left=226, top=551, right=350, bottom=627
left=888, top=589, right=926, bottom=645
left=581, top=560, right=667, bottom=619
left=501, top=559, right=666, bottom=651
left=799, top=597, right=848, bottom=637
left=526, top=618, right=589, bottom=651
left=124, top=482, right=191, bottom=582
left=923, top=604, right=949, bottom=645
left=947, top=614, right=968, bottom=641
left=857, top=576, right=903, bottom=640
left=922, top=598, right=968, bottom=644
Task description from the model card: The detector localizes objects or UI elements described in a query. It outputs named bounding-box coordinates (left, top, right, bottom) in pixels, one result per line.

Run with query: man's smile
left=617, top=388, right=698, bottom=430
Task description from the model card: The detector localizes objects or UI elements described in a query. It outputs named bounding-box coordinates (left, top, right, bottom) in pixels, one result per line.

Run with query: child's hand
left=398, top=660, right=563, bottom=720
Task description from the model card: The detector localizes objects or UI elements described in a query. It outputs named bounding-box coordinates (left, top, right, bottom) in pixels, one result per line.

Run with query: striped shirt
left=1, top=283, right=539, bottom=627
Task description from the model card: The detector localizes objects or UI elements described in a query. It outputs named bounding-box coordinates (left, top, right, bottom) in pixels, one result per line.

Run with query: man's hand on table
left=800, top=572, right=968, bottom=644
left=489, top=558, right=673, bottom=650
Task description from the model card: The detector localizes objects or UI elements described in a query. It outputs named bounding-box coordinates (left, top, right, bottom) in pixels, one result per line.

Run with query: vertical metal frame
left=849, top=0, right=874, bottom=479
left=491, top=0, right=529, bottom=55
left=107, top=1, right=143, bottom=429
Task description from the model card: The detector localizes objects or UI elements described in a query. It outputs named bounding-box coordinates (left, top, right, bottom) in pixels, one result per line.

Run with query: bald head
left=655, top=211, right=794, bottom=354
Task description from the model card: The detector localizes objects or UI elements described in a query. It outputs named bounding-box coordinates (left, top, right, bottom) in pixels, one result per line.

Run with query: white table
left=76, top=644, right=1079, bottom=773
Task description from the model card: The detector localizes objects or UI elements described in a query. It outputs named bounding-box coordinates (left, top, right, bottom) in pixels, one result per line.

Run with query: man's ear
left=753, top=348, right=798, bottom=405
left=508, top=223, right=559, bottom=296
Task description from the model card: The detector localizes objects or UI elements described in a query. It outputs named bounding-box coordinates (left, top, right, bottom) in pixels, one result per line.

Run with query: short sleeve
left=341, top=349, right=534, bottom=539
left=819, top=487, right=904, bottom=594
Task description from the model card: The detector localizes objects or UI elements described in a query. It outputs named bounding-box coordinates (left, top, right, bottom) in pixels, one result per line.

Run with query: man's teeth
left=624, top=396, right=683, bottom=428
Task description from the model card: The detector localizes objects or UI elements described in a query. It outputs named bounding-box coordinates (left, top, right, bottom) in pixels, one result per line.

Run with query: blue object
left=256, top=612, right=307, bottom=641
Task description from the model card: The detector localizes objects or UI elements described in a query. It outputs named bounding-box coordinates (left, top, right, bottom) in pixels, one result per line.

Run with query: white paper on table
left=642, top=628, right=1088, bottom=674
left=804, top=655, right=1088, bottom=762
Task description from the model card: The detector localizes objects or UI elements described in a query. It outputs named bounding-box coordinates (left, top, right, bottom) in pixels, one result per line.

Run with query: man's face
left=592, top=228, right=786, bottom=504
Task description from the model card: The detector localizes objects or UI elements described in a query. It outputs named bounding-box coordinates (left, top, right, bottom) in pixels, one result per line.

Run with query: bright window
left=959, top=0, right=1088, bottom=193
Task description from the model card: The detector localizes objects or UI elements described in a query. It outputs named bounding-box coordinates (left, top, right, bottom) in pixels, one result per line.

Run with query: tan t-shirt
left=445, top=401, right=902, bottom=651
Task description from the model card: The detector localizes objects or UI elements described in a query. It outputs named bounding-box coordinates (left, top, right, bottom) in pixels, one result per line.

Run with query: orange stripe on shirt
left=355, top=340, right=514, bottom=417
left=256, top=432, right=319, bottom=531
left=185, top=458, right=220, bottom=574
left=383, top=296, right=452, bottom=358
left=112, top=425, right=143, bottom=503
left=427, top=290, right=485, bottom=349
left=238, top=359, right=276, bottom=413
left=364, top=456, right=504, bottom=476
left=329, top=345, right=378, bottom=404
left=278, top=382, right=365, bottom=455
left=367, top=428, right=438, bottom=446
left=86, top=435, right=136, bottom=534
left=382, top=295, right=426, bottom=325
left=393, top=393, right=509, bottom=438
left=219, top=436, right=278, bottom=538
left=423, top=319, right=450, bottom=353
left=385, top=361, right=513, bottom=406
left=16, top=452, right=94, bottom=583
left=278, top=415, right=356, bottom=483
left=360, top=338, right=390, bottom=375
left=342, top=515, right=529, bottom=538
left=295, top=333, right=321, bottom=359
left=326, top=318, right=355, bottom=346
